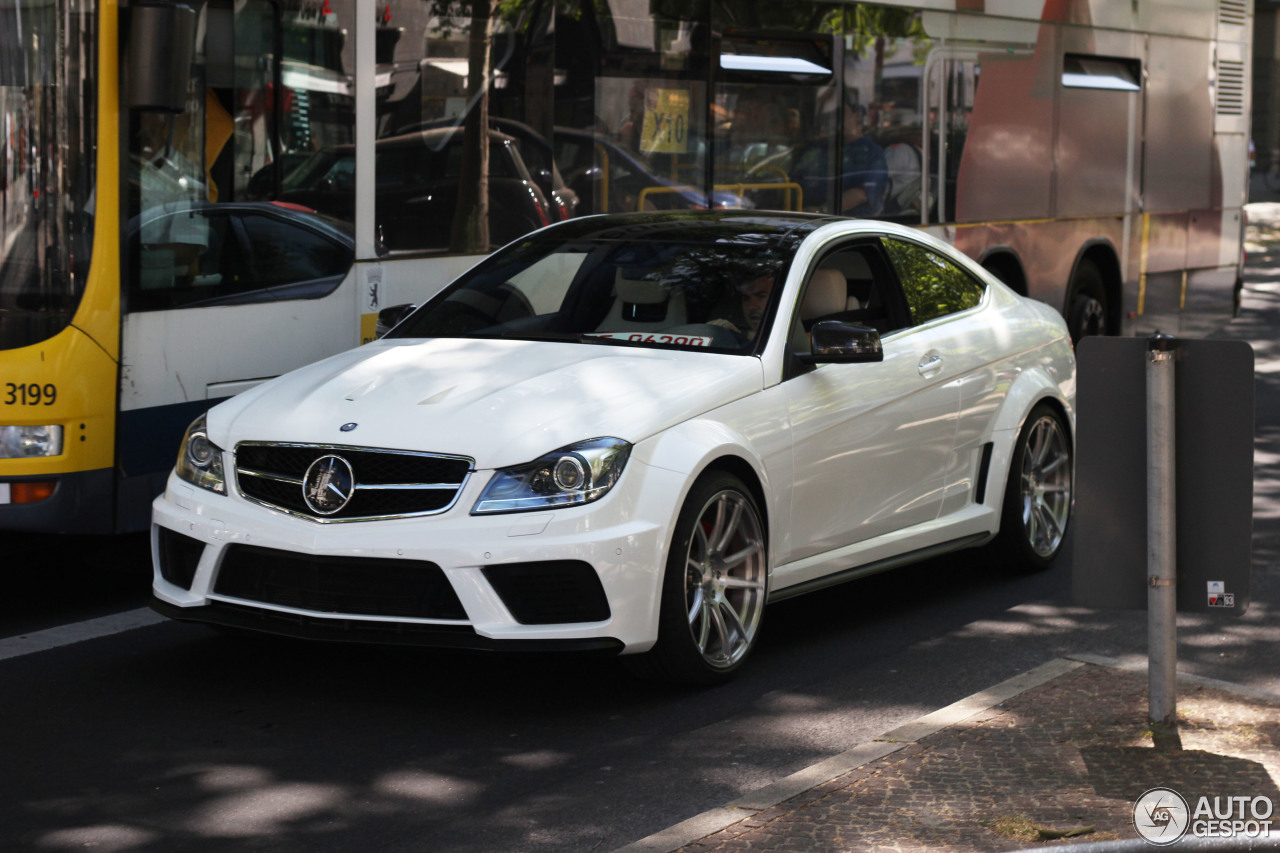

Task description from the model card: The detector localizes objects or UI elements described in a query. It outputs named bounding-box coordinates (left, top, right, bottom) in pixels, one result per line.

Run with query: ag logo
left=1134, top=787, right=1190, bottom=845
left=303, top=455, right=355, bottom=515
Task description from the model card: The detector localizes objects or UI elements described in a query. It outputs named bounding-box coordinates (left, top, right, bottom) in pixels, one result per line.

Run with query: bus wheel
left=1066, top=259, right=1108, bottom=343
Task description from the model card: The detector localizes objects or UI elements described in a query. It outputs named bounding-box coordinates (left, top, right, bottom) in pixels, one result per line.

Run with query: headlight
left=0, top=425, right=63, bottom=458
left=174, top=414, right=226, bottom=495
left=472, top=437, right=631, bottom=514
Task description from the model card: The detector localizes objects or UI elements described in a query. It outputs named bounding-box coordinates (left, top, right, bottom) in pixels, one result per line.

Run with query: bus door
left=922, top=48, right=980, bottom=226
left=711, top=31, right=835, bottom=215
left=117, top=0, right=358, bottom=529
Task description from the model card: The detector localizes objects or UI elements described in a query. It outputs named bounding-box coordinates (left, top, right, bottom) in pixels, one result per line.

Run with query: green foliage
left=884, top=238, right=984, bottom=324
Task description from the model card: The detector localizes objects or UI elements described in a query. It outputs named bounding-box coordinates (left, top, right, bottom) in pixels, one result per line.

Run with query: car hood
left=208, top=338, right=764, bottom=469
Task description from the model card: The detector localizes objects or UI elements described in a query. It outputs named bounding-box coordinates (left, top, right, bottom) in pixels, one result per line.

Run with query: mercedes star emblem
left=303, top=455, right=355, bottom=515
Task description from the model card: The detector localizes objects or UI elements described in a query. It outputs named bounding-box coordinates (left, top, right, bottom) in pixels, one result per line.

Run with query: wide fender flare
left=631, top=418, right=775, bottom=562
left=984, top=365, right=1075, bottom=513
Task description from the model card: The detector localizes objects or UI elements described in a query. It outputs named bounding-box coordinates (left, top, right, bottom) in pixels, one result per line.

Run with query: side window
left=131, top=208, right=241, bottom=311
left=240, top=214, right=351, bottom=287
left=883, top=238, right=984, bottom=325
left=796, top=244, right=911, bottom=337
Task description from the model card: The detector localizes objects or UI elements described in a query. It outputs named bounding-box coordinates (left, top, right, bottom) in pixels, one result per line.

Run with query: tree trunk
left=450, top=0, right=494, bottom=253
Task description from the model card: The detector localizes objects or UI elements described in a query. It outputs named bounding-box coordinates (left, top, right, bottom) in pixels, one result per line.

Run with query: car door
left=879, top=237, right=992, bottom=519
left=779, top=239, right=961, bottom=572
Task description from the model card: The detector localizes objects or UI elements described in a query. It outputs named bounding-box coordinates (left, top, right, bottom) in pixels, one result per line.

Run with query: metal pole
left=1147, top=333, right=1178, bottom=728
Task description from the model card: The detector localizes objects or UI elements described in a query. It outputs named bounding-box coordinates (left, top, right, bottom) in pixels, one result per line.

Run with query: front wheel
left=626, top=472, right=768, bottom=685
left=991, top=404, right=1073, bottom=572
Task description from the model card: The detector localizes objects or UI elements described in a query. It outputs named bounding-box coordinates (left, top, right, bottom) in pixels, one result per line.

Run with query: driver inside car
left=708, top=274, right=776, bottom=339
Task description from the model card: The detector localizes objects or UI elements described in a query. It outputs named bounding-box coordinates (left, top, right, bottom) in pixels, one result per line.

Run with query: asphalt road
left=2, top=216, right=1278, bottom=853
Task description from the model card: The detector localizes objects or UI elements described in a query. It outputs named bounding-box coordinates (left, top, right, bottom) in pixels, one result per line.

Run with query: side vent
left=1216, top=56, right=1247, bottom=117
left=975, top=442, right=994, bottom=506
left=1219, top=0, right=1248, bottom=28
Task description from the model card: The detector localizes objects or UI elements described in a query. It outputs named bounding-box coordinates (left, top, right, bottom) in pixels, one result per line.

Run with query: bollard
left=1146, top=333, right=1178, bottom=729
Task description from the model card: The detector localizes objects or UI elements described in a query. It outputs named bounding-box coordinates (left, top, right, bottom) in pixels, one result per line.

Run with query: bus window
left=0, top=0, right=96, bottom=350
left=714, top=33, right=835, bottom=214
left=225, top=0, right=280, bottom=203
left=239, top=212, right=351, bottom=287
left=550, top=1, right=713, bottom=217
left=779, top=18, right=932, bottom=223
left=925, top=55, right=978, bottom=225
left=127, top=205, right=352, bottom=311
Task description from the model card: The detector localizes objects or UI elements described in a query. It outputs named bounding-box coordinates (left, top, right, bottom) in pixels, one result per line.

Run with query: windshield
left=388, top=220, right=799, bottom=353
left=0, top=0, right=97, bottom=350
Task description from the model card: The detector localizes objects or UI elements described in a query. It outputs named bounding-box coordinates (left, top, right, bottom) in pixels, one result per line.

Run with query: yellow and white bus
left=0, top=0, right=1251, bottom=533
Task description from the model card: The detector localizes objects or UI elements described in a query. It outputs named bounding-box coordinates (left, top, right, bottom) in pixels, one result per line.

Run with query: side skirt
left=767, top=532, right=991, bottom=604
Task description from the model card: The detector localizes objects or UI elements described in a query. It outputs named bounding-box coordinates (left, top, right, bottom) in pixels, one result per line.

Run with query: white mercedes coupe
left=151, top=212, right=1075, bottom=684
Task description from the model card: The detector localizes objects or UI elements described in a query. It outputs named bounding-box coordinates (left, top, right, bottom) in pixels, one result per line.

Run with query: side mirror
left=127, top=2, right=197, bottom=112
left=376, top=303, right=418, bottom=337
left=798, top=320, right=884, bottom=364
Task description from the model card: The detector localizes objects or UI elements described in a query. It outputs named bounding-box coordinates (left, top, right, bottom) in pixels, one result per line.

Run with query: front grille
left=214, top=544, right=467, bottom=620
left=483, top=561, right=611, bottom=625
left=234, top=442, right=473, bottom=521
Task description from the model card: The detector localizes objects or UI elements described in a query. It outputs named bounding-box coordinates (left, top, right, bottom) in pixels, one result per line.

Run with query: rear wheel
left=626, top=472, right=767, bottom=685
left=1066, top=259, right=1108, bottom=343
left=991, top=404, right=1073, bottom=572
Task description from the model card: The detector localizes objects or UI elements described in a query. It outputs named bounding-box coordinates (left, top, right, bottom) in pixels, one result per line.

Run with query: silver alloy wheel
left=1020, top=414, right=1072, bottom=557
left=684, top=489, right=767, bottom=670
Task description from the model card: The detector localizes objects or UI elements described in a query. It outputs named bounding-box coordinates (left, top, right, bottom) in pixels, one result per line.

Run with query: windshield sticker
left=587, top=332, right=714, bottom=347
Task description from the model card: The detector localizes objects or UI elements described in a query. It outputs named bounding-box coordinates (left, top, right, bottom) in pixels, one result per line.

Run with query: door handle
left=918, top=354, right=944, bottom=377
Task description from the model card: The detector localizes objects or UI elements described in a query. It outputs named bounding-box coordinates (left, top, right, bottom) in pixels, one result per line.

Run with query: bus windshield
left=0, top=0, right=97, bottom=350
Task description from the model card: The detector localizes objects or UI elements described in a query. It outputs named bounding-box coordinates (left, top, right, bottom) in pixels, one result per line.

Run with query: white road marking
left=0, top=608, right=167, bottom=662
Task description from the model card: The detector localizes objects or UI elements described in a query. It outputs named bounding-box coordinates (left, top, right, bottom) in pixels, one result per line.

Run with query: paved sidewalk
left=620, top=659, right=1280, bottom=852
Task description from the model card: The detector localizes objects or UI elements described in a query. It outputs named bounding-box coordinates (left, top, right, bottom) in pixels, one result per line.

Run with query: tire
left=1066, top=258, right=1108, bottom=343
left=625, top=472, right=768, bottom=685
left=991, top=404, right=1073, bottom=572
left=982, top=255, right=1024, bottom=295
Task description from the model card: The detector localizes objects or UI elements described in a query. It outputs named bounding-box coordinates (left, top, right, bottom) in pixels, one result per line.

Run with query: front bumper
left=150, top=458, right=684, bottom=653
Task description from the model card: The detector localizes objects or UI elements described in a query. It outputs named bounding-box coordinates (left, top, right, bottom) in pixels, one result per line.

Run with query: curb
left=613, top=656, right=1280, bottom=853
left=1064, top=652, right=1280, bottom=704
left=612, top=658, right=1083, bottom=853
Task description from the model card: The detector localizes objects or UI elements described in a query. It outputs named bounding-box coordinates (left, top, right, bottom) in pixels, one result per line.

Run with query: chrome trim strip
left=354, top=482, right=459, bottom=491
left=235, top=441, right=475, bottom=466
left=238, top=468, right=303, bottom=486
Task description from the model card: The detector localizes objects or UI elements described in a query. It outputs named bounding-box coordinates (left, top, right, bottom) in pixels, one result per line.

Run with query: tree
left=449, top=0, right=498, bottom=253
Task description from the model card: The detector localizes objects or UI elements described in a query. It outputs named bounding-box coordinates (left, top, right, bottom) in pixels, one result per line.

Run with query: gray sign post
left=1073, top=335, right=1254, bottom=726
left=1147, top=334, right=1177, bottom=727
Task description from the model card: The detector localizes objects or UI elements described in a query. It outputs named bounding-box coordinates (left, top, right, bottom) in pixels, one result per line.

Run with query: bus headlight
left=0, top=425, right=64, bottom=458
left=175, top=414, right=226, bottom=495
left=472, top=438, right=631, bottom=514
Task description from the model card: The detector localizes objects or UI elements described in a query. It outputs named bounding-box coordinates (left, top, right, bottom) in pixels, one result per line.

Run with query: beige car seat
left=597, top=269, right=688, bottom=331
